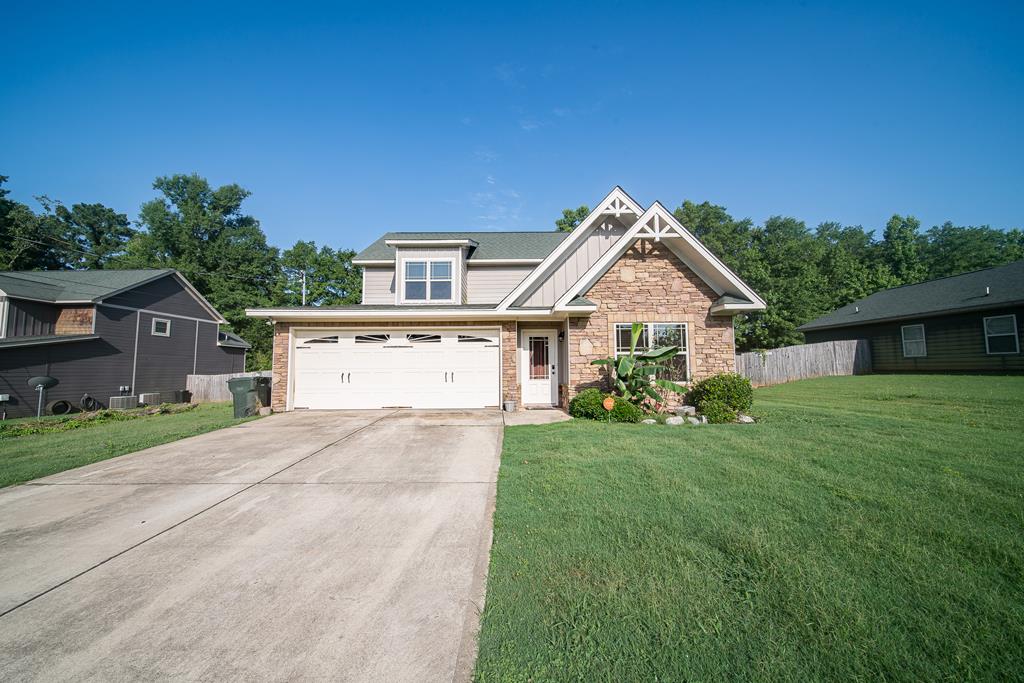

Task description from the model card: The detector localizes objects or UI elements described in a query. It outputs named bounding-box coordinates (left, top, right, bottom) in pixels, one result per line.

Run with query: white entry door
left=291, top=329, right=500, bottom=409
left=521, top=330, right=558, bottom=405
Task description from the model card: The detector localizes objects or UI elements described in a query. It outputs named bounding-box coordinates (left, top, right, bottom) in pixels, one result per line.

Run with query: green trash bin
left=227, top=377, right=259, bottom=418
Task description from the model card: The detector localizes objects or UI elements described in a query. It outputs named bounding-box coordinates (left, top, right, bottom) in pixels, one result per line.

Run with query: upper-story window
left=404, top=260, right=453, bottom=302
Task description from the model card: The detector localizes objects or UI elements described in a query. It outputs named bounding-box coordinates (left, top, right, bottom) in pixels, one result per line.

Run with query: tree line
left=0, top=173, right=359, bottom=369
left=3, top=171, right=1021, bottom=367
left=558, top=202, right=1023, bottom=350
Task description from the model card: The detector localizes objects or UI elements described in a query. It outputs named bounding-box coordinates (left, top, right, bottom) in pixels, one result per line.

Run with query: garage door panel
left=292, top=329, right=500, bottom=409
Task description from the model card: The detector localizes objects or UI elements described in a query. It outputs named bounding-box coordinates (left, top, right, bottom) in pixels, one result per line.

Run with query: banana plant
left=591, top=322, right=688, bottom=407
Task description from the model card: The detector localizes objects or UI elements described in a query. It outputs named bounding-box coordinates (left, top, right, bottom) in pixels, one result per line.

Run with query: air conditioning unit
left=109, top=396, right=138, bottom=410
left=139, top=392, right=162, bottom=405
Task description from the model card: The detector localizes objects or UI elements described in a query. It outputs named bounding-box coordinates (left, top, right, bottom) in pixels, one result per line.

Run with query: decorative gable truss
left=550, top=201, right=767, bottom=315
left=497, top=186, right=644, bottom=311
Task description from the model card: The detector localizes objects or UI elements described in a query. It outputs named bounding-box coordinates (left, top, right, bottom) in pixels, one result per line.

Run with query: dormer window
left=403, top=260, right=453, bottom=302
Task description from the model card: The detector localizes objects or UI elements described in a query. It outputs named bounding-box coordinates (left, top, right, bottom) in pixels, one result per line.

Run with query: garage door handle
left=451, top=371, right=455, bottom=383
left=347, top=372, right=351, bottom=383
left=445, top=371, right=449, bottom=383
left=340, top=372, right=345, bottom=383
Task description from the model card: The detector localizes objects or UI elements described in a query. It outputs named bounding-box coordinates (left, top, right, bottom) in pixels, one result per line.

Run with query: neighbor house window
left=614, top=322, right=689, bottom=381
left=403, top=260, right=453, bottom=302
left=901, top=324, right=926, bottom=357
left=984, top=314, right=1019, bottom=354
left=151, top=318, right=171, bottom=337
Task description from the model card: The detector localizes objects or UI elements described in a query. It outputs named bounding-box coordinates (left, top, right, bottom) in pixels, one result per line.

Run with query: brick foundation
left=568, top=239, right=735, bottom=406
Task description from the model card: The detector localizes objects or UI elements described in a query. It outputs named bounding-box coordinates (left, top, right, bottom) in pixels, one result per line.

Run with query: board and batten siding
left=803, top=306, right=1024, bottom=373
left=465, top=266, right=533, bottom=304
left=362, top=267, right=396, bottom=304
left=4, top=298, right=59, bottom=337
left=517, top=218, right=628, bottom=307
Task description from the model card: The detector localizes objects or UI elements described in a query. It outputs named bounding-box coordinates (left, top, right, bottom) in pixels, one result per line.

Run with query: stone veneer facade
left=567, top=239, right=735, bottom=404
left=269, top=240, right=736, bottom=412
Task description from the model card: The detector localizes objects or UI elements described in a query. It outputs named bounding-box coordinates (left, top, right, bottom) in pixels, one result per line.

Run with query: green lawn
left=475, top=375, right=1024, bottom=681
left=0, top=403, right=252, bottom=488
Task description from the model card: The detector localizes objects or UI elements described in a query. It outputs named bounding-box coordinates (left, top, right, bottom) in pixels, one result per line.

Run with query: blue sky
left=2, top=1, right=1021, bottom=252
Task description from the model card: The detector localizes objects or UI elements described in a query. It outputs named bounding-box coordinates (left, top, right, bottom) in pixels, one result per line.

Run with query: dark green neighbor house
left=799, top=260, right=1024, bottom=374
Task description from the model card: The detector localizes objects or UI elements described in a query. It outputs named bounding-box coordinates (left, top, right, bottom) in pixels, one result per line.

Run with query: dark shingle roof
left=798, top=260, right=1024, bottom=331
left=218, top=330, right=251, bottom=349
left=567, top=296, right=596, bottom=307
left=0, top=269, right=175, bottom=302
left=355, top=231, right=568, bottom=262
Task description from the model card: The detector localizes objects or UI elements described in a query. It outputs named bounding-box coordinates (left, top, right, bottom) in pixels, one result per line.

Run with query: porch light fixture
left=558, top=330, right=565, bottom=342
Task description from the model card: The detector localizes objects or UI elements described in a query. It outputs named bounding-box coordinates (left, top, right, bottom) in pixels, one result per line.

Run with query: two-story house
left=246, top=187, right=765, bottom=411
left=0, top=269, right=248, bottom=417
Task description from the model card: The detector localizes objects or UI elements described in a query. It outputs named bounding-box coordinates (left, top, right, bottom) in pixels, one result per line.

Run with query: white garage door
left=292, top=329, right=501, bottom=409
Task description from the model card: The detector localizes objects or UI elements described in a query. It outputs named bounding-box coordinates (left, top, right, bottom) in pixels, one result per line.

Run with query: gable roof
left=354, top=231, right=569, bottom=263
left=798, top=260, right=1024, bottom=332
left=548, top=201, right=767, bottom=313
left=498, top=186, right=645, bottom=309
left=0, top=269, right=175, bottom=303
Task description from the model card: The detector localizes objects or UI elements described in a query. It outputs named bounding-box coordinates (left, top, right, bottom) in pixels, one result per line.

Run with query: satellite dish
left=28, top=376, right=59, bottom=390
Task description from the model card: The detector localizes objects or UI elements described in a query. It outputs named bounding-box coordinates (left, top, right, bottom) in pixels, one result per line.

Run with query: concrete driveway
left=0, top=409, right=504, bottom=682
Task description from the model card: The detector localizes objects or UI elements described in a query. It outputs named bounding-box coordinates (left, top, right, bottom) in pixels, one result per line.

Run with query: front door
left=522, top=330, right=557, bottom=405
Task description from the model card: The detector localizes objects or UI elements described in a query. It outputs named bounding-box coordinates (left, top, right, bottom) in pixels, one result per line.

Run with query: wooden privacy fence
left=735, top=339, right=871, bottom=387
left=186, top=371, right=271, bottom=403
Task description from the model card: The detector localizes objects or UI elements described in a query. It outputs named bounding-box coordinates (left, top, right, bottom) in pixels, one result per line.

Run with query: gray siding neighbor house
left=0, top=269, right=248, bottom=417
left=799, top=260, right=1024, bottom=374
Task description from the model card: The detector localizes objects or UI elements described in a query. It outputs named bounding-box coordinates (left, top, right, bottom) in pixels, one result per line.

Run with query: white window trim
left=151, top=317, right=171, bottom=337
left=0, top=297, right=8, bottom=339
left=983, top=314, right=1019, bottom=355
left=614, top=322, right=690, bottom=382
left=901, top=324, right=926, bottom=358
left=397, top=257, right=457, bottom=304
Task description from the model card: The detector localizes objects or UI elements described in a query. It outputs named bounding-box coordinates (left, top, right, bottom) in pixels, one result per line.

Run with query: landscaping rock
left=737, top=414, right=755, bottom=424
left=665, top=416, right=685, bottom=426
left=258, top=407, right=273, bottom=417
left=641, top=418, right=657, bottom=425
left=686, top=416, right=702, bottom=426
left=674, top=405, right=697, bottom=417
left=700, top=415, right=708, bottom=424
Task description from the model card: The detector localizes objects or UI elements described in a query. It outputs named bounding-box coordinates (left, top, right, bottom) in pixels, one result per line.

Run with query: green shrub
left=699, top=399, right=737, bottom=424
left=568, top=388, right=606, bottom=420
left=568, top=388, right=643, bottom=423
left=608, top=397, right=644, bottom=423
left=689, top=372, right=753, bottom=415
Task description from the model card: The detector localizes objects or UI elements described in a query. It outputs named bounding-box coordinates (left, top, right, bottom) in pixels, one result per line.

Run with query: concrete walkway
left=0, top=409, right=503, bottom=682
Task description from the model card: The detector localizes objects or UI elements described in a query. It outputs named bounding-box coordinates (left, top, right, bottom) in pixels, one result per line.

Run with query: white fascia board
left=245, top=307, right=560, bottom=321
left=352, top=259, right=393, bottom=266
left=384, top=239, right=478, bottom=247
left=709, top=302, right=764, bottom=315
left=552, top=303, right=598, bottom=313
left=497, top=186, right=644, bottom=311
left=552, top=202, right=767, bottom=310
left=467, top=258, right=543, bottom=266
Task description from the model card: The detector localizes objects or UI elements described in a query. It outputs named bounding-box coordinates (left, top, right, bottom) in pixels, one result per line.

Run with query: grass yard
left=0, top=402, right=252, bottom=488
left=475, top=375, right=1024, bottom=681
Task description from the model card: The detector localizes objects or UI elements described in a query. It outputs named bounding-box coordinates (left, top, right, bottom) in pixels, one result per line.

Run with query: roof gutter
left=245, top=307, right=567, bottom=322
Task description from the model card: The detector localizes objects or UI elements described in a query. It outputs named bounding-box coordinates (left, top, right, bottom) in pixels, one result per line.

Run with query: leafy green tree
left=0, top=176, right=68, bottom=270
left=120, top=174, right=280, bottom=369
left=922, top=222, right=1024, bottom=278
left=555, top=205, right=590, bottom=232
left=880, top=214, right=927, bottom=285
left=815, top=222, right=894, bottom=309
left=36, top=198, right=135, bottom=268
left=276, top=240, right=361, bottom=306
